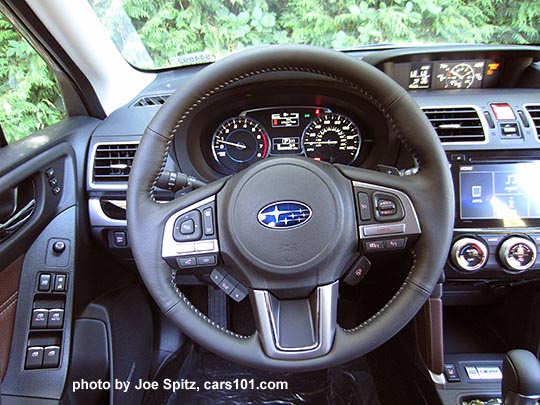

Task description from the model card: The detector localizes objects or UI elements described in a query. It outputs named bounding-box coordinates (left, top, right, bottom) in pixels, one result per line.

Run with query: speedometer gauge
left=212, top=116, right=269, bottom=172
left=302, top=113, right=361, bottom=164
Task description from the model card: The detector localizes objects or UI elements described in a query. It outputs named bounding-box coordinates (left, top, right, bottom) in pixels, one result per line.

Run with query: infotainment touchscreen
left=459, top=163, right=540, bottom=221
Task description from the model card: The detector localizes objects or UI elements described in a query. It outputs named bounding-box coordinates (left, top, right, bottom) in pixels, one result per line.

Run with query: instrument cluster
left=211, top=106, right=362, bottom=173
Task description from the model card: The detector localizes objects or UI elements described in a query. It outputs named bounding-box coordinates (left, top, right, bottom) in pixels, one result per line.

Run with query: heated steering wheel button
left=219, top=275, right=238, bottom=294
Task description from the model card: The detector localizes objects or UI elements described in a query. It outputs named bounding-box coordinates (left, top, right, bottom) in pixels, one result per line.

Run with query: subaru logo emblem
left=257, top=201, right=312, bottom=229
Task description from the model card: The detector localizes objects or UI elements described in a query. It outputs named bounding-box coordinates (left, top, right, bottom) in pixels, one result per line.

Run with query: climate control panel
left=447, top=233, right=540, bottom=277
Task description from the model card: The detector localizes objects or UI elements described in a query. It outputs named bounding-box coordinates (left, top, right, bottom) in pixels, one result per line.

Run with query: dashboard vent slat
left=131, top=94, right=170, bottom=107
left=525, top=105, right=540, bottom=139
left=422, top=107, right=486, bottom=143
left=92, top=143, right=138, bottom=184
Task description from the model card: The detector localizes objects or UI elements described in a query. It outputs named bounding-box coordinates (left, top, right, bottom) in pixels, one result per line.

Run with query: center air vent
left=92, top=142, right=138, bottom=186
left=525, top=105, right=540, bottom=139
left=422, top=106, right=486, bottom=143
left=131, top=94, right=170, bottom=107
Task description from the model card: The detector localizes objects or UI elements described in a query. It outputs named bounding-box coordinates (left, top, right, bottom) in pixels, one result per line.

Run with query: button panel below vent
left=525, top=105, right=540, bottom=140
left=422, top=107, right=486, bottom=143
left=92, top=143, right=138, bottom=185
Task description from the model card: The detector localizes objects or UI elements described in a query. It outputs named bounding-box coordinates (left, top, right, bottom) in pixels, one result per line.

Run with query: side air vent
left=91, top=143, right=138, bottom=186
left=525, top=105, right=540, bottom=139
left=131, top=94, right=170, bottom=107
left=422, top=107, right=486, bottom=143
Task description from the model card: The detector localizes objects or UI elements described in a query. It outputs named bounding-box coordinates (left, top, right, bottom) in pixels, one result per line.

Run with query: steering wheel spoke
left=251, top=282, right=339, bottom=360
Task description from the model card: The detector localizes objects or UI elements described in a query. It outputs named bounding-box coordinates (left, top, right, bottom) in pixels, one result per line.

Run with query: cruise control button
left=48, top=309, right=64, bottom=328
left=43, top=346, right=61, bottom=368
left=364, top=240, right=385, bottom=251
left=363, top=223, right=405, bottom=237
left=31, top=309, right=49, bottom=328
left=385, top=238, right=407, bottom=250
left=358, top=192, right=371, bottom=221
left=26, top=347, right=44, bottom=369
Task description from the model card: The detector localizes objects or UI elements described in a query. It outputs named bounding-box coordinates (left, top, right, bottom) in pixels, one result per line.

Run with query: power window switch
left=25, top=347, right=44, bottom=369
left=53, top=274, right=67, bottom=292
left=48, top=309, right=64, bottom=328
left=444, top=364, right=460, bottom=382
left=31, top=309, right=49, bottom=328
left=43, top=346, right=61, bottom=368
left=38, top=273, right=51, bottom=291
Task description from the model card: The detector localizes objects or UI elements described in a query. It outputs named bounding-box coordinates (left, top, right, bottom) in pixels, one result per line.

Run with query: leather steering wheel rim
left=127, top=44, right=454, bottom=372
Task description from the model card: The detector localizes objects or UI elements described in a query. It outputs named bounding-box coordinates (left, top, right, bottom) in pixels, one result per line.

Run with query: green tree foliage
left=1, top=0, right=539, bottom=143
left=91, top=0, right=540, bottom=69
left=0, top=14, right=65, bottom=143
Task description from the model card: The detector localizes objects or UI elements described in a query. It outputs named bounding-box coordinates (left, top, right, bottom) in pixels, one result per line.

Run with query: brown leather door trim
left=0, top=255, right=23, bottom=382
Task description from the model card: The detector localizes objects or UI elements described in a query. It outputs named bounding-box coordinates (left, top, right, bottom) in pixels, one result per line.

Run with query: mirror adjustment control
left=451, top=237, right=488, bottom=272
left=499, top=236, right=537, bottom=273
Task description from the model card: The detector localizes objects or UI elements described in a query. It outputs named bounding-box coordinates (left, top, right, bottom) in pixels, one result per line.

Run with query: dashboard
left=86, top=44, right=540, bottom=290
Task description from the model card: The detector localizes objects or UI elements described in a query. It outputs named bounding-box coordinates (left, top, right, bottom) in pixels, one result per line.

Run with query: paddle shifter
left=502, top=350, right=540, bottom=405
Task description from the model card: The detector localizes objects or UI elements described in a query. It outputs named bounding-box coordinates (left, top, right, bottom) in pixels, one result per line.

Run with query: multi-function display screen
left=460, top=163, right=540, bottom=220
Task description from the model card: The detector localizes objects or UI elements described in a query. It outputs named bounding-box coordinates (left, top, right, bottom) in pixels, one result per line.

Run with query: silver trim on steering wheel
left=251, top=281, right=338, bottom=360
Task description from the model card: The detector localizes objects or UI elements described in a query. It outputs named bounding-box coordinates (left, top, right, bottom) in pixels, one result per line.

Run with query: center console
left=447, top=151, right=540, bottom=280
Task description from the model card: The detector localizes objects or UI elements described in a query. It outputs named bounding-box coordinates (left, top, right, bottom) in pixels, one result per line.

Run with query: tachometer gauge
left=302, top=113, right=361, bottom=164
left=212, top=116, right=269, bottom=172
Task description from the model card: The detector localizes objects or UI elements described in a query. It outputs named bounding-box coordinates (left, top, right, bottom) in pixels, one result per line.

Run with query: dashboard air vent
left=525, top=105, right=540, bottom=139
left=422, top=107, right=486, bottom=143
left=131, top=94, right=170, bottom=107
left=92, top=143, right=138, bottom=184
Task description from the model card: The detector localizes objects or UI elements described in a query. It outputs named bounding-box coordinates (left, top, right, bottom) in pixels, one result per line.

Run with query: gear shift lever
left=502, top=349, right=540, bottom=405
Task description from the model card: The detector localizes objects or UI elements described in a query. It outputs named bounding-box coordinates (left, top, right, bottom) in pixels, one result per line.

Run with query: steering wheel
left=127, top=45, right=454, bottom=372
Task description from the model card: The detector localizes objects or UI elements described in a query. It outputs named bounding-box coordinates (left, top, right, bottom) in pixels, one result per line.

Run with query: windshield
left=90, top=0, right=540, bottom=70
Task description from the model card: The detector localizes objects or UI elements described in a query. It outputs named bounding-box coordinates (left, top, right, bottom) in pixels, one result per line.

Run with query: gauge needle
left=216, top=139, right=247, bottom=149
left=304, top=140, right=338, bottom=145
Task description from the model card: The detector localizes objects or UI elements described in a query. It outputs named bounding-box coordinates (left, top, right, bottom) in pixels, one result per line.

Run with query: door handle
left=0, top=198, right=36, bottom=242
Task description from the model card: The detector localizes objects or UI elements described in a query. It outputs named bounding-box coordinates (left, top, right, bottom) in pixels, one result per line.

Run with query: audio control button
left=451, top=237, right=488, bottom=272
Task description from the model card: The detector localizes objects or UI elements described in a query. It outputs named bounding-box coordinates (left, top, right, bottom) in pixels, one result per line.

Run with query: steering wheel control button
left=210, top=268, right=227, bottom=285
left=38, top=273, right=51, bottom=291
left=230, top=284, right=248, bottom=302
left=373, top=193, right=404, bottom=222
left=451, top=237, right=488, bottom=272
left=43, top=346, right=61, bottom=368
left=357, top=192, right=372, bottom=221
left=385, top=238, right=407, bottom=250
left=197, top=255, right=217, bottom=267
left=364, top=240, right=385, bottom=251
left=25, top=347, right=44, bottom=369
left=31, top=309, right=49, bottom=329
left=363, top=223, right=406, bottom=237
left=196, top=240, right=216, bottom=252
left=47, top=309, right=64, bottom=329
left=499, top=236, right=537, bottom=273
left=219, top=275, right=238, bottom=294
left=203, top=207, right=215, bottom=235
left=53, top=274, right=67, bottom=292
left=173, top=210, right=202, bottom=242
left=177, top=257, right=197, bottom=268
left=343, top=256, right=372, bottom=286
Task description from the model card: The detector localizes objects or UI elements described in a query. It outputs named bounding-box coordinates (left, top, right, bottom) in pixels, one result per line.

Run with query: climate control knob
left=451, top=237, right=488, bottom=272
left=499, top=237, right=537, bottom=273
